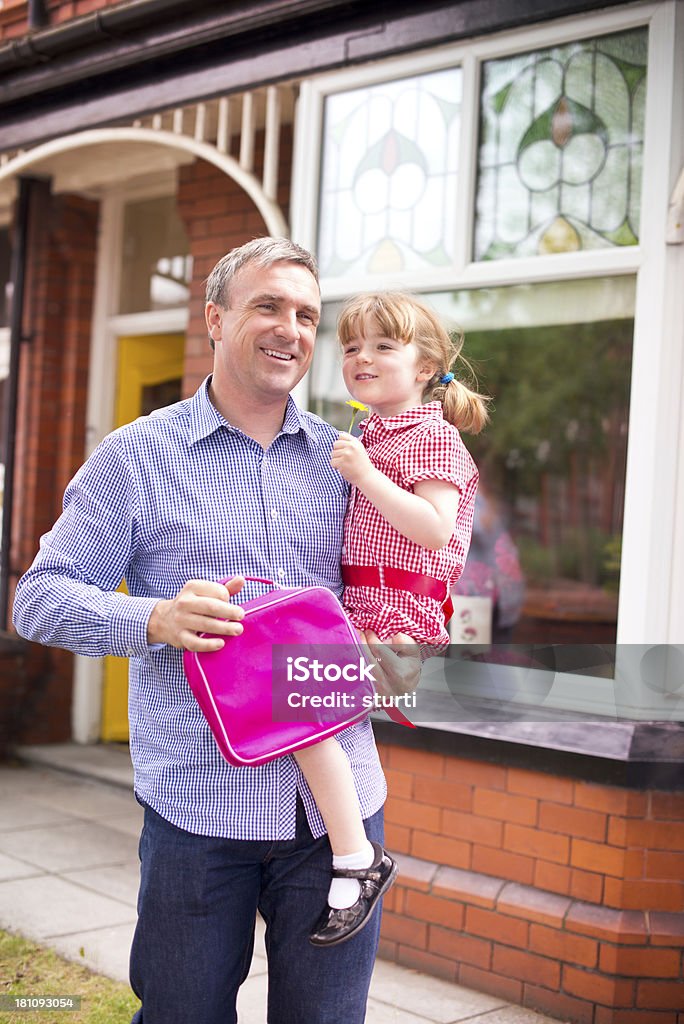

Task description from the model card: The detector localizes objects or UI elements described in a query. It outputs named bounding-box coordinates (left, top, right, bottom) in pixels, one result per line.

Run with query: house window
left=118, top=196, right=192, bottom=314
left=475, top=28, right=647, bottom=260
left=317, top=67, right=462, bottom=279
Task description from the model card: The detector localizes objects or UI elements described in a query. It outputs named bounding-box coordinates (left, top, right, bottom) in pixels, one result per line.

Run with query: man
left=13, top=238, right=394, bottom=1024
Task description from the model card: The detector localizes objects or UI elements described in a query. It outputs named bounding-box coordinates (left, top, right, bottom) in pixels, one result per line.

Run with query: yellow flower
left=345, top=399, right=368, bottom=432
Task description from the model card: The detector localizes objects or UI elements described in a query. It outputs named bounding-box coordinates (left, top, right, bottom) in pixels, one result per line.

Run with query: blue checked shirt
left=13, top=378, right=387, bottom=839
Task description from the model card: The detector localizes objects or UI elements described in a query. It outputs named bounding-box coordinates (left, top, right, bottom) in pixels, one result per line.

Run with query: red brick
left=574, top=783, right=648, bottom=817
left=443, top=809, right=503, bottom=847
left=471, top=846, right=535, bottom=886
left=381, top=911, right=427, bottom=949
left=637, top=981, right=684, bottom=1010
left=413, top=776, right=472, bottom=811
left=647, top=852, right=684, bottom=881
left=459, top=964, right=523, bottom=1004
left=465, top=905, right=529, bottom=947
left=599, top=944, right=681, bottom=977
left=595, top=1010, right=678, bottom=1024
left=626, top=819, right=684, bottom=851
left=444, top=758, right=507, bottom=789
left=534, top=859, right=573, bottom=897
left=571, top=837, right=627, bottom=877
left=507, top=767, right=574, bottom=804
left=385, top=768, right=413, bottom=800
left=524, top=985, right=594, bottom=1024
left=565, top=904, right=648, bottom=944
left=540, top=801, right=608, bottom=841
left=385, top=823, right=411, bottom=854
left=497, top=881, right=571, bottom=927
left=650, top=793, right=684, bottom=821
left=504, top=822, right=570, bottom=864
left=529, top=923, right=598, bottom=968
left=404, top=891, right=464, bottom=930
left=492, top=945, right=560, bottom=989
left=410, top=831, right=470, bottom=870
left=563, top=965, right=636, bottom=1006
left=432, top=866, right=504, bottom=908
left=429, top=927, right=491, bottom=968
left=393, top=945, right=458, bottom=982
left=473, top=789, right=538, bottom=825
left=604, top=877, right=684, bottom=912
left=570, top=867, right=605, bottom=904
left=386, top=746, right=445, bottom=778
left=386, top=796, right=441, bottom=833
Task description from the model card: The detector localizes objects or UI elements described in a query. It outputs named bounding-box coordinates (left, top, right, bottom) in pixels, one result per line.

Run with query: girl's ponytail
left=423, top=327, right=489, bottom=435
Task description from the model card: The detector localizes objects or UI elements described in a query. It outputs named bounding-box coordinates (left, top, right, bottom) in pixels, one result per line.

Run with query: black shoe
left=309, top=842, right=398, bottom=947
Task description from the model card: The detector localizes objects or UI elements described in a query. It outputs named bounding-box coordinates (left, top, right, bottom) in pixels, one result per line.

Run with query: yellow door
left=100, top=333, right=185, bottom=742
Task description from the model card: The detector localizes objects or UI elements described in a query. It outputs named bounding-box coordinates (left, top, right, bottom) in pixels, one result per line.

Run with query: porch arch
left=0, top=126, right=289, bottom=237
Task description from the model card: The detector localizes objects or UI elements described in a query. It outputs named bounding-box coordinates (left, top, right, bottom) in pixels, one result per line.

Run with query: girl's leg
left=295, top=738, right=368, bottom=855
left=294, top=740, right=396, bottom=947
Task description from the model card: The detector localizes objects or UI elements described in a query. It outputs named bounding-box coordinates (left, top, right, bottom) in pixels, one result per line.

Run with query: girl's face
left=341, top=320, right=434, bottom=418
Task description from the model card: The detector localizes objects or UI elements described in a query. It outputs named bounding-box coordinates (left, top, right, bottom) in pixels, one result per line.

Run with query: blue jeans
left=129, top=797, right=384, bottom=1024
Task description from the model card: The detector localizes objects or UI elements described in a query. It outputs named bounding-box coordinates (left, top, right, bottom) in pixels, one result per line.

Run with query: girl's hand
left=331, top=432, right=374, bottom=486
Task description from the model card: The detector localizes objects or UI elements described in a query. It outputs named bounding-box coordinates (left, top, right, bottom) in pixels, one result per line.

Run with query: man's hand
left=362, top=629, right=421, bottom=698
left=147, top=576, right=246, bottom=651
left=331, top=432, right=375, bottom=487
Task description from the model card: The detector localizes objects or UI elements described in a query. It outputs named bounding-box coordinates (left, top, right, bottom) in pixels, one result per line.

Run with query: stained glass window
left=475, top=28, right=647, bottom=260
left=317, top=67, right=462, bottom=280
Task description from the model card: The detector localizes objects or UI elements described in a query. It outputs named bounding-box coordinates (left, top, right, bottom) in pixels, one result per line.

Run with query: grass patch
left=0, top=931, right=139, bottom=1024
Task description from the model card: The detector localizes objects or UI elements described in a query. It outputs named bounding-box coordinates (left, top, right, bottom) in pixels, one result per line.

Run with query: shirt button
left=277, top=569, right=286, bottom=579
left=126, top=649, right=135, bottom=657
left=271, top=508, right=278, bottom=519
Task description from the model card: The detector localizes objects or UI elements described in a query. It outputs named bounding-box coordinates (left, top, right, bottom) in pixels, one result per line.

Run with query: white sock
left=328, top=841, right=375, bottom=909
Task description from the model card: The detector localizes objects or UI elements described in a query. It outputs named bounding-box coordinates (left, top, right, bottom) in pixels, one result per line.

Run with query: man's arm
left=13, top=433, right=244, bottom=657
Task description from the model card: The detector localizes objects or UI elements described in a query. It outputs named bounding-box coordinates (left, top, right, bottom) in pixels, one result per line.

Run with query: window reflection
left=310, top=278, right=634, bottom=648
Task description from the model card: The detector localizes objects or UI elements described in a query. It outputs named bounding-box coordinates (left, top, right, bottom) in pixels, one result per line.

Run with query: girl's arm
left=332, top=432, right=460, bottom=550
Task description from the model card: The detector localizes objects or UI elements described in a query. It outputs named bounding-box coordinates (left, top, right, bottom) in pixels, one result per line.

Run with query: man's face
left=206, top=260, right=321, bottom=406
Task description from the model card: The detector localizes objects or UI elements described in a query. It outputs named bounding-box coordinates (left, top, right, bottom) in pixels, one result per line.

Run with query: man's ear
left=205, top=302, right=223, bottom=344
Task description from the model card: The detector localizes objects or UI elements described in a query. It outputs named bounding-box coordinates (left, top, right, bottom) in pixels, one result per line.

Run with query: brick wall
left=7, top=184, right=99, bottom=743
left=177, top=127, right=293, bottom=397
left=377, top=741, right=684, bottom=1023
left=0, top=0, right=124, bottom=40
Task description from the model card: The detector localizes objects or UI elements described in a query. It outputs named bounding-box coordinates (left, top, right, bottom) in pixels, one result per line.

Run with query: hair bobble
left=439, top=372, right=455, bottom=384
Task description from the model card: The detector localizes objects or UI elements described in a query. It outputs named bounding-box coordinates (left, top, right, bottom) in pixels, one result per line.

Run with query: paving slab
left=0, top=850, right=42, bottom=882
left=0, top=819, right=138, bottom=873
left=49, top=921, right=136, bottom=984
left=369, top=960, right=506, bottom=1023
left=0, top=874, right=136, bottom=941
left=61, top=862, right=140, bottom=907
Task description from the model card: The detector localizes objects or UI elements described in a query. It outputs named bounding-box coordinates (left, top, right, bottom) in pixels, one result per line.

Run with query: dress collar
left=360, top=401, right=445, bottom=434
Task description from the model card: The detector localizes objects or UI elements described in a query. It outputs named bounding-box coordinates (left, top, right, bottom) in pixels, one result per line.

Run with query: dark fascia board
left=0, top=0, right=633, bottom=152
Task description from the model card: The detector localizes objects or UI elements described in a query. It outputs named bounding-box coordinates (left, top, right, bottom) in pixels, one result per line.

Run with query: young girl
left=301, top=292, right=489, bottom=948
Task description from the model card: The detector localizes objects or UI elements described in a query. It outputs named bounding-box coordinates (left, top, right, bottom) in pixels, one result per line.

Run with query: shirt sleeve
left=398, top=420, right=478, bottom=493
left=12, top=431, right=159, bottom=658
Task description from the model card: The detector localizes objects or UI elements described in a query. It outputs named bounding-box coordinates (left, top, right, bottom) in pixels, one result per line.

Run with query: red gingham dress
left=342, top=402, right=479, bottom=645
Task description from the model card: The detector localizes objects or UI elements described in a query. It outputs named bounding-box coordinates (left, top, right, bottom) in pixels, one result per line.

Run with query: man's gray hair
left=205, top=237, right=319, bottom=307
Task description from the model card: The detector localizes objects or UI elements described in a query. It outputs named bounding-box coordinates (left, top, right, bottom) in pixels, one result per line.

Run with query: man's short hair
left=205, top=237, right=320, bottom=308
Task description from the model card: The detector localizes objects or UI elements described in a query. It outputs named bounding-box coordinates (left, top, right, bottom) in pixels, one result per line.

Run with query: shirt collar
left=360, top=401, right=445, bottom=434
left=188, top=376, right=317, bottom=445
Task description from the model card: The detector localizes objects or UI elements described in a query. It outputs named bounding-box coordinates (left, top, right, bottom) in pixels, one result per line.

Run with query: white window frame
left=292, top=2, right=684, bottom=716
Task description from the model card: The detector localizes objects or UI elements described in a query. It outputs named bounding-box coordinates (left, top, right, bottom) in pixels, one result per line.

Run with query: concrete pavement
left=0, top=744, right=557, bottom=1024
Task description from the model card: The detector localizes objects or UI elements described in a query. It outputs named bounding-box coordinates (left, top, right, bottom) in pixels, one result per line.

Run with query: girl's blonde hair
left=338, top=292, right=489, bottom=434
